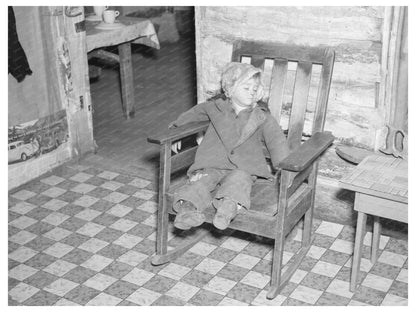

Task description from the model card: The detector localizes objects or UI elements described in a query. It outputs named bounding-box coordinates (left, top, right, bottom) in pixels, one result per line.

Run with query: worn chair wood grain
left=147, top=41, right=335, bottom=299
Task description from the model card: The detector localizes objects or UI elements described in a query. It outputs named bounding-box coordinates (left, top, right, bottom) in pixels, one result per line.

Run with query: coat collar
left=214, top=97, right=232, bottom=113
left=214, top=97, right=266, bottom=115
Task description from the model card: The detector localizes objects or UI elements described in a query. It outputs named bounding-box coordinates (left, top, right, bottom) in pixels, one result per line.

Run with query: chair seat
left=168, top=176, right=311, bottom=239
left=169, top=174, right=279, bottom=216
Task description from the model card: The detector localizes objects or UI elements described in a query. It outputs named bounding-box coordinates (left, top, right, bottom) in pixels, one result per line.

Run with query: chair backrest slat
left=268, top=58, right=288, bottom=123
left=232, top=41, right=328, bottom=63
left=287, top=61, right=313, bottom=150
left=313, top=49, right=335, bottom=134
left=231, top=41, right=335, bottom=150
left=250, top=55, right=265, bottom=70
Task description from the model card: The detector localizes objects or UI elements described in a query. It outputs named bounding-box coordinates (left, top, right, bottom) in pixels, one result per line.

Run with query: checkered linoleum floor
left=8, top=162, right=408, bottom=306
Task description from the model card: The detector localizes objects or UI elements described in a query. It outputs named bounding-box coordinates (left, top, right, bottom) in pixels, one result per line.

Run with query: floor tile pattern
left=8, top=163, right=408, bottom=306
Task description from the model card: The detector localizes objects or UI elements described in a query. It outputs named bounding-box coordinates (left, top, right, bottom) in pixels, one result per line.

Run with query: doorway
left=87, top=6, right=197, bottom=181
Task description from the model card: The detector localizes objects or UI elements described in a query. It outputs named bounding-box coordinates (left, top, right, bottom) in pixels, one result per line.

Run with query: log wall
left=195, top=6, right=386, bottom=148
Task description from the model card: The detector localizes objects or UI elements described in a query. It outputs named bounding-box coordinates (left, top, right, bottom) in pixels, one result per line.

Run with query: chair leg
left=302, top=206, right=313, bottom=247
left=154, top=200, right=169, bottom=257
left=154, top=143, right=172, bottom=260
left=267, top=171, right=289, bottom=299
left=268, top=192, right=315, bottom=299
left=303, top=163, right=317, bottom=247
left=267, top=232, right=314, bottom=299
left=267, top=230, right=285, bottom=299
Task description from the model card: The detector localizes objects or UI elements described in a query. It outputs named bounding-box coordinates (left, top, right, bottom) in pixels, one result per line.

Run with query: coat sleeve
left=169, top=101, right=210, bottom=128
left=262, top=116, right=290, bottom=168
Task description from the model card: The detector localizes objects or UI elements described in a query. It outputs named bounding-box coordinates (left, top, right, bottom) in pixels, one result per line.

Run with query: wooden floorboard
left=89, top=34, right=197, bottom=180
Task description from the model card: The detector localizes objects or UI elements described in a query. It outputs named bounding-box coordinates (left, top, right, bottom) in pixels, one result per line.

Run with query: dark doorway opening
left=88, top=7, right=197, bottom=181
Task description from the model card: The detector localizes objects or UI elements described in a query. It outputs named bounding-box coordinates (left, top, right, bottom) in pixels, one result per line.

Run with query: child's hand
left=171, top=141, right=182, bottom=154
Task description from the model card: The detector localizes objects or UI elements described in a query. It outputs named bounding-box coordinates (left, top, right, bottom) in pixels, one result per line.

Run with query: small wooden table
left=339, top=155, right=408, bottom=291
left=86, top=16, right=160, bottom=118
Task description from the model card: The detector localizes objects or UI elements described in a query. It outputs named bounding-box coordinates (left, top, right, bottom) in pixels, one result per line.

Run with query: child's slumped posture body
left=170, top=62, right=290, bottom=231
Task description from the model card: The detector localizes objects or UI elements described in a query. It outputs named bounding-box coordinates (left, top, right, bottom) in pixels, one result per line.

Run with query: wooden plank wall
left=195, top=6, right=386, bottom=148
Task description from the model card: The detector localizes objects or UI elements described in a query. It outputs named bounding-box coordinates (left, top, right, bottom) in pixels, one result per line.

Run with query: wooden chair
left=147, top=41, right=335, bottom=299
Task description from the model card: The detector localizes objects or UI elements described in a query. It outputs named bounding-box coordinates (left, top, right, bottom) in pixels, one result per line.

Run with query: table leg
left=371, top=216, right=381, bottom=263
left=350, top=211, right=367, bottom=292
left=118, top=43, right=135, bottom=118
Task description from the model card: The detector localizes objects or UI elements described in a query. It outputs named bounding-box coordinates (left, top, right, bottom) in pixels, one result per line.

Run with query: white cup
left=93, top=6, right=108, bottom=19
left=103, top=10, right=120, bottom=24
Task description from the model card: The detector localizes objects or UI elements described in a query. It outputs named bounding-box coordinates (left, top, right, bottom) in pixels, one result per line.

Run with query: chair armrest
left=147, top=121, right=210, bottom=145
left=278, top=131, right=335, bottom=172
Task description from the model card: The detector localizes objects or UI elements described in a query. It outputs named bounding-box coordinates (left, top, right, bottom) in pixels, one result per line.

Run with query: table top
left=85, top=16, right=160, bottom=52
left=339, top=154, right=408, bottom=203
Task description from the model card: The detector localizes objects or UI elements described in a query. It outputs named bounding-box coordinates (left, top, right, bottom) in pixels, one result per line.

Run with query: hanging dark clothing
left=8, top=6, right=33, bottom=82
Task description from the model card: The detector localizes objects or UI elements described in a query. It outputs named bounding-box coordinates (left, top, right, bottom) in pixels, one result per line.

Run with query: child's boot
left=213, top=198, right=238, bottom=230
left=174, top=200, right=205, bottom=230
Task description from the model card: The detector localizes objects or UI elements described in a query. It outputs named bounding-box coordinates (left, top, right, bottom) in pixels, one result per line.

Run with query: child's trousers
left=172, top=168, right=256, bottom=213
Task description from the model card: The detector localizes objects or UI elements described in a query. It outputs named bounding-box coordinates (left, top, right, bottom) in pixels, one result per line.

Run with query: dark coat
left=171, top=97, right=290, bottom=178
left=8, top=7, right=32, bottom=82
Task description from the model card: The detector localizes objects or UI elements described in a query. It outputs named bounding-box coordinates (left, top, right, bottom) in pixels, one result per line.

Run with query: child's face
left=231, top=76, right=260, bottom=109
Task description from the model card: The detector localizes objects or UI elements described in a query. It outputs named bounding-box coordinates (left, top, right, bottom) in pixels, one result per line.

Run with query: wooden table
left=86, top=16, right=160, bottom=118
left=339, top=155, right=408, bottom=291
